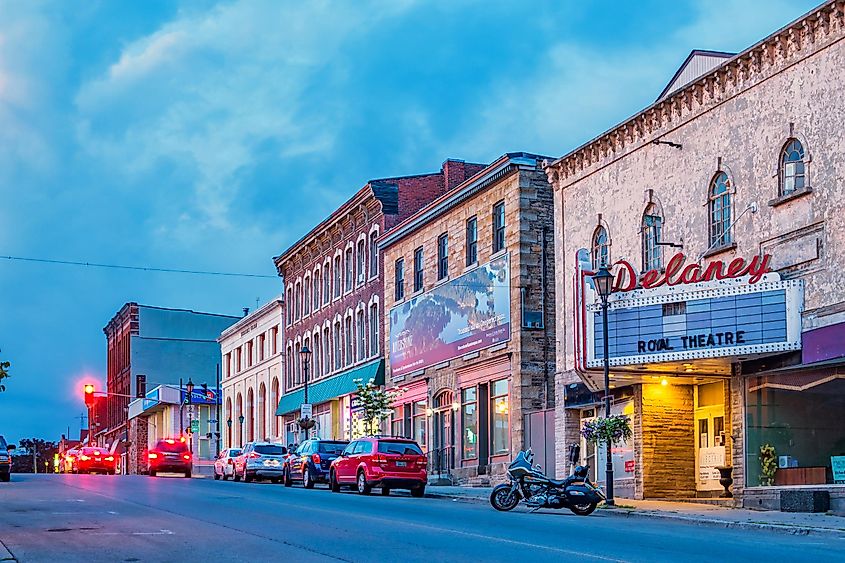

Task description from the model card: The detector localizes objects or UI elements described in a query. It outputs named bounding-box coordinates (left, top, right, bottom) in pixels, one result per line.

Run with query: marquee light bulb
left=661, top=378, right=669, bottom=386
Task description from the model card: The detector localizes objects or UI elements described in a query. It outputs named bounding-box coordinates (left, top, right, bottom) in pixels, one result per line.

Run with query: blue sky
left=0, top=0, right=821, bottom=443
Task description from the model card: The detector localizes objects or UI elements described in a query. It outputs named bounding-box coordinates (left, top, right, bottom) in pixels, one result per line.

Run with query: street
left=1, top=475, right=842, bottom=562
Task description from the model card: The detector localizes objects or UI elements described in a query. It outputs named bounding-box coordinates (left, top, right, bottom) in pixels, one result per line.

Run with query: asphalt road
left=1, top=474, right=843, bottom=562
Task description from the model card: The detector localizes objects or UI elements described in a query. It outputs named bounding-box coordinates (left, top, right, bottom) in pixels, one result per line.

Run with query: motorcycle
left=489, top=449, right=605, bottom=516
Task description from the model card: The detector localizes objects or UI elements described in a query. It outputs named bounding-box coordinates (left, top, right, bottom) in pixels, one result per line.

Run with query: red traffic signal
left=83, top=384, right=95, bottom=407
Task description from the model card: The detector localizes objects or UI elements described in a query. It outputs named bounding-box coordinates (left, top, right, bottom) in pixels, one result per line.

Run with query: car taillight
left=312, top=453, right=321, bottom=465
left=79, top=455, right=90, bottom=461
left=248, top=452, right=261, bottom=459
left=105, top=456, right=114, bottom=461
left=373, top=455, right=387, bottom=464
left=182, top=454, right=191, bottom=461
left=416, top=456, right=427, bottom=467
left=148, top=453, right=159, bottom=460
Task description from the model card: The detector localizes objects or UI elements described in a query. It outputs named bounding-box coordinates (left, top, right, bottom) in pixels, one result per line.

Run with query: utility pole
left=33, top=441, right=38, bottom=474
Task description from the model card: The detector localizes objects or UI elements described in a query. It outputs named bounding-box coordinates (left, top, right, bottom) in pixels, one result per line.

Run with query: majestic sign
left=389, top=254, right=511, bottom=376
left=573, top=250, right=803, bottom=371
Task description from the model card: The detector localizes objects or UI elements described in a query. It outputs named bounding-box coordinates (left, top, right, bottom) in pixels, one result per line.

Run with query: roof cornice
left=545, top=0, right=844, bottom=186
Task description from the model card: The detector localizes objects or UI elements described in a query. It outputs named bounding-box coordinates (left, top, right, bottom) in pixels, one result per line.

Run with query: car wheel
left=303, top=469, right=315, bottom=489
left=149, top=470, right=157, bottom=477
left=244, top=470, right=253, bottom=483
left=214, top=469, right=221, bottom=480
left=356, top=471, right=371, bottom=495
left=329, top=470, right=341, bottom=493
left=233, top=470, right=241, bottom=482
left=185, top=470, right=192, bottom=479
left=381, top=487, right=390, bottom=496
left=283, top=468, right=293, bottom=487
left=410, top=485, right=425, bottom=498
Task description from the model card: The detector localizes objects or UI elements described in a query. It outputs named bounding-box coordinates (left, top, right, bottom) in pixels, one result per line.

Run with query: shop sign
left=832, top=456, right=845, bottom=484
left=624, top=460, right=635, bottom=473
left=300, top=403, right=312, bottom=420
left=573, top=249, right=804, bottom=370
left=389, top=253, right=511, bottom=376
left=698, top=446, right=726, bottom=488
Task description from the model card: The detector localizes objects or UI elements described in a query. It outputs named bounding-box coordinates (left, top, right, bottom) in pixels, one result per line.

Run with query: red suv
left=147, top=438, right=192, bottom=478
left=73, top=447, right=116, bottom=475
left=329, top=437, right=427, bottom=497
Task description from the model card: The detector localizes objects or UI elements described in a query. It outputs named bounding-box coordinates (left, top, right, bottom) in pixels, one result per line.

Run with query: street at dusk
left=1, top=474, right=843, bottom=563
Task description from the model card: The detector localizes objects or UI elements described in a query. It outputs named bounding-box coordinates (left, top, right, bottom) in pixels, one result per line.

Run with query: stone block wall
left=636, top=383, right=695, bottom=498
left=127, top=416, right=149, bottom=475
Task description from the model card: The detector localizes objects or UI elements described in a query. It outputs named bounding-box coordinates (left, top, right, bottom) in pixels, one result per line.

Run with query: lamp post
left=593, top=266, right=615, bottom=507
left=298, top=345, right=314, bottom=441
left=238, top=415, right=245, bottom=447
left=227, top=418, right=232, bottom=449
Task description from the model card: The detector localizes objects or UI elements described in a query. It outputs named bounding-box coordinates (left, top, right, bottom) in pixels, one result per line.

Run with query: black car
left=284, top=439, right=348, bottom=488
left=0, top=435, right=14, bottom=482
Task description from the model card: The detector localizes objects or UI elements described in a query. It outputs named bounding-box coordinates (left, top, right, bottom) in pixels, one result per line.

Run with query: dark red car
left=73, top=447, right=116, bottom=475
left=148, top=438, right=192, bottom=478
left=329, top=437, right=427, bottom=497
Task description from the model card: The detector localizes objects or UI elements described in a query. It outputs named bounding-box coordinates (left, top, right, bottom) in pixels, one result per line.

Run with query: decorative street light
left=592, top=265, right=615, bottom=507
left=186, top=378, right=195, bottom=402
left=298, top=345, right=315, bottom=436
left=238, top=414, right=245, bottom=447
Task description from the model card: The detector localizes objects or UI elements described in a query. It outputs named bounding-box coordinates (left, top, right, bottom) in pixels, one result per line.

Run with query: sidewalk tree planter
left=759, top=443, right=778, bottom=486
left=354, top=378, right=404, bottom=436
left=580, top=415, right=632, bottom=446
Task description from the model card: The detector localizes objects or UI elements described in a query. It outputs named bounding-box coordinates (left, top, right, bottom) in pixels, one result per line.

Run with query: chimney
left=443, top=159, right=468, bottom=191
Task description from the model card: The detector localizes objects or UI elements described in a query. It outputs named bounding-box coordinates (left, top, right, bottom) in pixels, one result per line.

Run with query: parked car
left=233, top=442, right=287, bottom=483
left=283, top=439, right=348, bottom=488
left=0, top=435, right=14, bottom=482
left=329, top=437, right=427, bottom=497
left=147, top=438, right=192, bottom=478
left=72, top=446, right=116, bottom=475
left=62, top=447, right=81, bottom=473
left=213, top=448, right=242, bottom=480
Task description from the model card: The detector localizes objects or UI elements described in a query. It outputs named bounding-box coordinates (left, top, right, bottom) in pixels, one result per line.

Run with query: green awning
left=276, top=359, right=384, bottom=416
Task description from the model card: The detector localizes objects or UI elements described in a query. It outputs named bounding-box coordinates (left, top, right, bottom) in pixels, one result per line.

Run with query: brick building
left=380, top=153, right=556, bottom=485
left=103, top=303, right=239, bottom=473
left=546, top=0, right=845, bottom=512
left=273, top=160, right=483, bottom=446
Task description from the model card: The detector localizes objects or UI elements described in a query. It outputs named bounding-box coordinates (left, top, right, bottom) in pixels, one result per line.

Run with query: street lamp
left=227, top=418, right=232, bottom=448
left=298, top=346, right=315, bottom=438
left=238, top=414, right=245, bottom=446
left=593, top=265, right=615, bottom=507
left=186, top=378, right=195, bottom=401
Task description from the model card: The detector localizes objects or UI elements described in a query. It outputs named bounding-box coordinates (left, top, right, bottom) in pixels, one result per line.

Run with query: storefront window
left=462, top=387, right=478, bottom=460
left=391, top=407, right=403, bottom=437
left=490, top=379, right=509, bottom=455
left=313, top=403, right=332, bottom=440
left=746, top=373, right=845, bottom=486
left=413, top=400, right=427, bottom=447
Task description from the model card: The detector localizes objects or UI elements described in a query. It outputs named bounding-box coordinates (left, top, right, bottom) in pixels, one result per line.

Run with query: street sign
left=300, top=403, right=312, bottom=419
left=190, top=419, right=199, bottom=433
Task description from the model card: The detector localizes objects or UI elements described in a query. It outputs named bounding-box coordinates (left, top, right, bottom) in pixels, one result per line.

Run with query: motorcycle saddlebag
left=564, top=483, right=605, bottom=504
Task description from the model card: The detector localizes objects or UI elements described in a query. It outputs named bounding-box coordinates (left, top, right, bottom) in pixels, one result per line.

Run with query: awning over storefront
left=276, top=359, right=385, bottom=416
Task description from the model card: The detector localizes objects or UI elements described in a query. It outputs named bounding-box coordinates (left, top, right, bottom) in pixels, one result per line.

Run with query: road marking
left=93, top=530, right=174, bottom=536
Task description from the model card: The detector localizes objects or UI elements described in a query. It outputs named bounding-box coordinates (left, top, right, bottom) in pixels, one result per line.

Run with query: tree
left=353, top=378, right=403, bottom=436
left=0, top=348, right=10, bottom=393
left=12, top=438, right=59, bottom=473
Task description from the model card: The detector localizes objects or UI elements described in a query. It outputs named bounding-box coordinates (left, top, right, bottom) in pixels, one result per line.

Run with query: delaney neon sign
left=611, top=252, right=772, bottom=293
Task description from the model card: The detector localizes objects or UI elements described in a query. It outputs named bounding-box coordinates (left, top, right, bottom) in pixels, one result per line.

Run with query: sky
left=0, top=0, right=822, bottom=444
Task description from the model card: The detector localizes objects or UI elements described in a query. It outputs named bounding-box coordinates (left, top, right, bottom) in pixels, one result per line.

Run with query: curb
left=603, top=508, right=845, bottom=538
left=424, top=491, right=845, bottom=538
left=0, top=538, right=16, bottom=562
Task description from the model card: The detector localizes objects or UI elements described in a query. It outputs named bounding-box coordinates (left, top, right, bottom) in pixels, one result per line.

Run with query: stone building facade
left=219, top=298, right=284, bottom=449
left=273, top=160, right=483, bottom=447
left=380, top=153, right=556, bottom=485
left=546, top=0, right=845, bottom=513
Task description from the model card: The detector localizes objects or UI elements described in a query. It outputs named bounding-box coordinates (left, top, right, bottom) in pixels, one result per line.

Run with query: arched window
left=369, top=227, right=379, bottom=278
left=294, top=280, right=302, bottom=320
left=369, top=302, right=380, bottom=357
left=592, top=226, right=610, bottom=269
left=356, top=308, right=366, bottom=361
left=345, top=315, right=353, bottom=367
left=246, top=388, right=255, bottom=443
left=285, top=286, right=293, bottom=325
left=313, top=269, right=321, bottom=311
left=323, top=260, right=332, bottom=304
left=709, top=172, right=732, bottom=248
left=303, top=276, right=311, bottom=316
left=356, top=238, right=366, bottom=285
left=780, top=138, right=806, bottom=196
left=271, top=378, right=280, bottom=438
left=333, top=321, right=342, bottom=371
left=225, top=397, right=233, bottom=447
left=258, top=383, right=266, bottom=441
left=323, top=326, right=331, bottom=375
left=236, top=393, right=244, bottom=446
left=641, top=204, right=663, bottom=271
left=303, top=336, right=311, bottom=383
left=285, top=343, right=293, bottom=390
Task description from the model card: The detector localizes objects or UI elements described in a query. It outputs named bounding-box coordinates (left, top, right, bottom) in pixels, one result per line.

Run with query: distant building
left=219, top=298, right=284, bottom=449
left=274, top=160, right=484, bottom=446
left=103, top=303, right=239, bottom=474
left=380, top=153, right=556, bottom=485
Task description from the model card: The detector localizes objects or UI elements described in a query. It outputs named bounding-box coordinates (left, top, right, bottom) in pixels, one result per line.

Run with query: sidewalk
left=425, top=486, right=845, bottom=538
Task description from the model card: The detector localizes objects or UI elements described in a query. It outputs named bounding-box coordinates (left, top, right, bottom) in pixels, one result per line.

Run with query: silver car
left=233, top=442, right=288, bottom=483
left=213, top=448, right=242, bottom=480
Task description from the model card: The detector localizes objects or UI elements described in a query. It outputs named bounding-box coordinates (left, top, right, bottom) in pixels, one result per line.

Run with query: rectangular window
left=345, top=316, right=353, bottom=366
left=466, top=216, right=478, bottom=266
left=369, top=231, right=379, bottom=277
left=391, top=407, right=403, bottom=438
left=662, top=302, right=686, bottom=316
left=437, top=233, right=448, bottom=280
left=490, top=378, right=509, bottom=455
left=493, top=201, right=506, bottom=253
left=369, top=304, right=380, bottom=357
left=270, top=326, right=278, bottom=355
left=413, top=247, right=424, bottom=292
left=394, top=258, right=405, bottom=301
left=258, top=334, right=265, bottom=362
left=345, top=248, right=353, bottom=292
left=413, top=401, right=427, bottom=446
left=462, top=387, right=478, bottom=460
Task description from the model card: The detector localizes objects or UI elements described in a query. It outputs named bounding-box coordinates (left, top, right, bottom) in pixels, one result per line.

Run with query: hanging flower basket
left=297, top=417, right=316, bottom=430
left=581, top=415, right=632, bottom=446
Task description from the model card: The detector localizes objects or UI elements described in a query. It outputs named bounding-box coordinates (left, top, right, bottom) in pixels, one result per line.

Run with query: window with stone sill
left=641, top=204, right=663, bottom=271
left=592, top=225, right=610, bottom=270
left=779, top=138, right=806, bottom=197
left=709, top=172, right=732, bottom=248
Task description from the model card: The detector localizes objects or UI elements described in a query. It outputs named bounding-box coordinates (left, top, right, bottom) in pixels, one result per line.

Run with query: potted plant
left=759, top=443, right=777, bottom=486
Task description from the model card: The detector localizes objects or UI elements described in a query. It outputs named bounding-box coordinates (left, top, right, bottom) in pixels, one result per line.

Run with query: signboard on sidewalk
left=300, top=403, right=312, bottom=420
left=832, top=456, right=845, bottom=484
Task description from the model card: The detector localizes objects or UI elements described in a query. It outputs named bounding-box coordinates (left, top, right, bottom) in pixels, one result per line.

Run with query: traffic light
left=201, top=383, right=213, bottom=401
left=83, top=384, right=95, bottom=407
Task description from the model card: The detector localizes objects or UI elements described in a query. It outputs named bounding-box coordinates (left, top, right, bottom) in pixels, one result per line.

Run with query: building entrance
left=694, top=381, right=727, bottom=494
